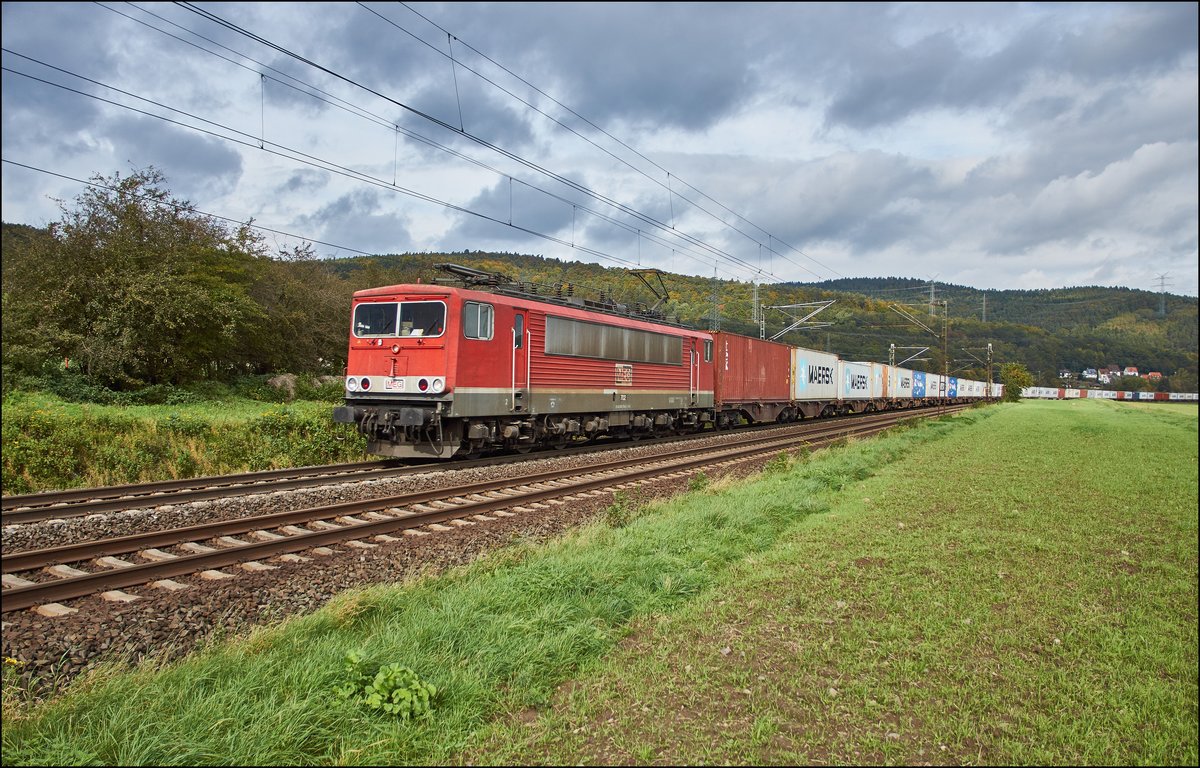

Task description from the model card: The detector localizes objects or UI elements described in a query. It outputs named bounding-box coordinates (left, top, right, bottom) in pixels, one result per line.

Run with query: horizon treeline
left=3, top=167, right=1196, bottom=393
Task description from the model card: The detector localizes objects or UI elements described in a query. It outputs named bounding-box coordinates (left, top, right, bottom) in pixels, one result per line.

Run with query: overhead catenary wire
left=168, top=1, right=790, bottom=283
left=1, top=159, right=379, bottom=258
left=387, top=0, right=840, bottom=281
left=0, top=66, right=647, bottom=271
left=1, top=53, right=742, bottom=273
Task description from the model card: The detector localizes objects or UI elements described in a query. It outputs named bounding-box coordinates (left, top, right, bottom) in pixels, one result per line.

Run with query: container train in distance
left=1021, top=387, right=1198, bottom=401
left=333, top=265, right=1001, bottom=459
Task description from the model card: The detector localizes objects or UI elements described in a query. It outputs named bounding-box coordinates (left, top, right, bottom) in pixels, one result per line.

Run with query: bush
left=334, top=652, right=438, bottom=720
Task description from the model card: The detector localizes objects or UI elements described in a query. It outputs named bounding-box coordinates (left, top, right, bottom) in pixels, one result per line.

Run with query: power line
left=169, top=1, right=791, bottom=283
left=2, top=159, right=379, bottom=257
left=2, top=52, right=758, bottom=275
left=384, top=1, right=839, bottom=281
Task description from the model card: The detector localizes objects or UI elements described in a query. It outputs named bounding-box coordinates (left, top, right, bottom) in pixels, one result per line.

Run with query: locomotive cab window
left=353, top=302, right=398, bottom=337
left=353, top=301, right=445, bottom=338
left=399, top=302, right=445, bottom=337
left=463, top=302, right=494, bottom=340
left=703, top=340, right=713, bottom=362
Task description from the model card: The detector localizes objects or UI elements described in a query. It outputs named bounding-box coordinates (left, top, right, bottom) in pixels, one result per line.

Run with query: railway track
left=1, top=405, right=968, bottom=616
left=1, top=405, right=956, bottom=525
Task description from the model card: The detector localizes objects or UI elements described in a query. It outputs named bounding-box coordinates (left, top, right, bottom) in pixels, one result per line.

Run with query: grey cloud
left=105, top=115, right=243, bottom=204
left=281, top=169, right=330, bottom=194
left=295, top=187, right=412, bottom=254
left=449, top=177, right=580, bottom=243
left=405, top=2, right=763, bottom=132
left=825, top=3, right=1197, bottom=131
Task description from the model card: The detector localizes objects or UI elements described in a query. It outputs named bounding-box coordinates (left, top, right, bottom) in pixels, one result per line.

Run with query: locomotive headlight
left=431, top=378, right=444, bottom=393
left=346, top=377, right=358, bottom=392
left=359, top=377, right=371, bottom=391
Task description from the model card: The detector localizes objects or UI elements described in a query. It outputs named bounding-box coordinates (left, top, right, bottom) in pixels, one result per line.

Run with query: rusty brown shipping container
left=710, top=332, right=792, bottom=406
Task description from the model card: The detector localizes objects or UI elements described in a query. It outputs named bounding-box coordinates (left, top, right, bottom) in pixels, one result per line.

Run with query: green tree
left=3, top=167, right=268, bottom=386
left=999, top=362, right=1034, bottom=402
left=1110, top=375, right=1153, bottom=392
left=247, top=243, right=354, bottom=375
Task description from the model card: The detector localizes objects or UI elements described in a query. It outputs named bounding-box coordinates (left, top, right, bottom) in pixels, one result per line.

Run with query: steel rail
left=0, top=407, right=966, bottom=613
left=0, top=415, right=910, bottom=612
left=1, top=405, right=956, bottom=524
left=1, top=459, right=400, bottom=513
left=3, top=409, right=953, bottom=572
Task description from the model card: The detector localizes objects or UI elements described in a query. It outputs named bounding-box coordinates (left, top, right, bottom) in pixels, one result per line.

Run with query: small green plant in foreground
left=762, top=451, right=791, bottom=474
left=603, top=491, right=633, bottom=528
left=335, top=652, right=437, bottom=720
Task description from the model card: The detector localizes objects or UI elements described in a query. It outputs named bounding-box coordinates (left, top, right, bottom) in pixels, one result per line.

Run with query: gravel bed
left=1, top=425, right=801, bottom=553
left=1, top=433, right=788, bottom=700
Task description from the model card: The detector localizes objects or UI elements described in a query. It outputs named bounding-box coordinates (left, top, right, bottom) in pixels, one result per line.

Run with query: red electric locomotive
left=334, top=264, right=716, bottom=458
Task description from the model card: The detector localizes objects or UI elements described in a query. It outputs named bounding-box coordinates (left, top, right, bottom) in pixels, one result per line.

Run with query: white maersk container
left=926, top=372, right=943, bottom=398
left=790, top=346, right=841, bottom=402
left=839, top=360, right=873, bottom=402
left=892, top=366, right=914, bottom=399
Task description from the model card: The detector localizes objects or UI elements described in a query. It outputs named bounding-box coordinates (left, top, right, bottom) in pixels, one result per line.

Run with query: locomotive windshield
left=353, top=301, right=445, bottom=338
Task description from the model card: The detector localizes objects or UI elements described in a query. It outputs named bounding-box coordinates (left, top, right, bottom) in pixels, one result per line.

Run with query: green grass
left=466, top=399, right=1199, bottom=766
left=2, top=400, right=1195, bottom=766
left=1, top=391, right=366, bottom=493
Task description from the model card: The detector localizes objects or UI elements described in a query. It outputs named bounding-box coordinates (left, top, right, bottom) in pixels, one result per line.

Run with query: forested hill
left=325, top=251, right=1198, bottom=389
left=805, top=276, right=1194, bottom=331
left=3, top=211, right=1197, bottom=391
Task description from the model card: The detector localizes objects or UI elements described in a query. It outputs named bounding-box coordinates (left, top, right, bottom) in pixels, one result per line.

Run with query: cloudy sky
left=3, top=2, right=1197, bottom=295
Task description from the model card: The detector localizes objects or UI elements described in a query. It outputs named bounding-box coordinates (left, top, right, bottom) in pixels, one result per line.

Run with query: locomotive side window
left=514, top=314, right=524, bottom=348
left=353, top=302, right=398, bottom=337
left=398, top=301, right=445, bottom=337
left=463, top=302, right=494, bottom=340
left=545, top=316, right=682, bottom=365
left=703, top=340, right=713, bottom=362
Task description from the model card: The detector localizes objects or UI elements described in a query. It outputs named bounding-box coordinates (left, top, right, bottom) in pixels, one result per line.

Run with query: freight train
left=1021, top=387, right=1198, bottom=401
left=333, top=265, right=1001, bottom=459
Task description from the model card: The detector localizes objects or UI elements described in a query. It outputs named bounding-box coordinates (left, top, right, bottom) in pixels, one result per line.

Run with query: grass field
left=3, top=399, right=1196, bottom=766
left=1, top=391, right=366, bottom=493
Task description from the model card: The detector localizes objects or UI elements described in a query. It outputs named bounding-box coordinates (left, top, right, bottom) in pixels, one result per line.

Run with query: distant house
left=1082, top=368, right=1098, bottom=380
left=1123, top=366, right=1139, bottom=377
left=1147, top=372, right=1163, bottom=382
left=1098, top=373, right=1111, bottom=384
left=1059, top=370, right=1073, bottom=380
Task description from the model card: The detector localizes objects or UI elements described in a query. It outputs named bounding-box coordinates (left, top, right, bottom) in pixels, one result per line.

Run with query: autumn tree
left=999, top=362, right=1034, bottom=401
left=246, top=243, right=354, bottom=375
